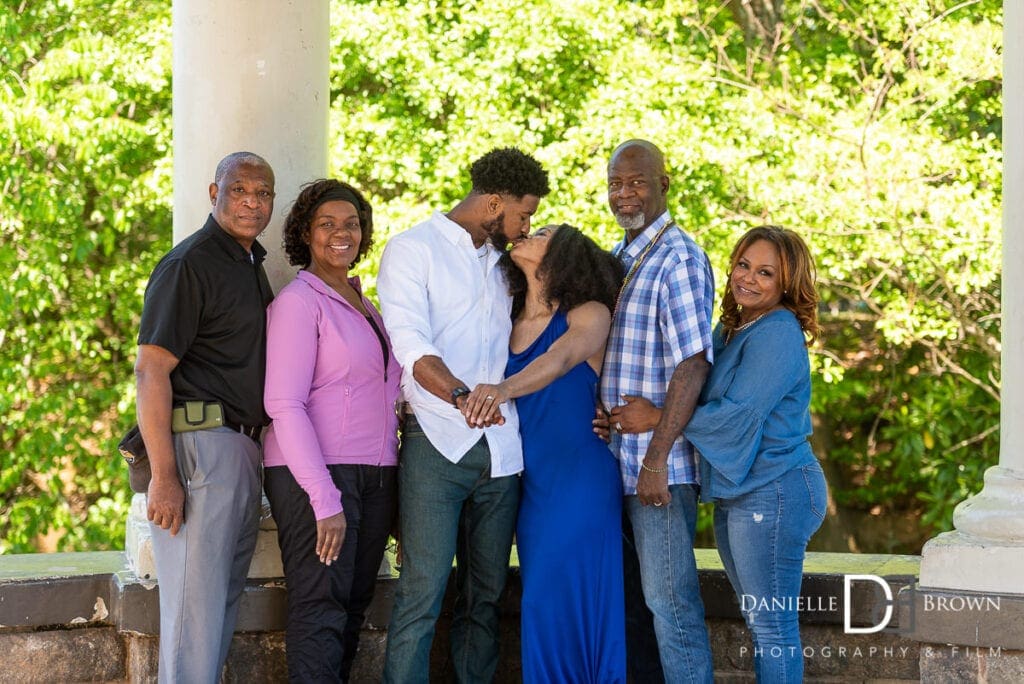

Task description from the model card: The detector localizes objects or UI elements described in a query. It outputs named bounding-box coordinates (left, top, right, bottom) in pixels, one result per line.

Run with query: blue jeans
left=383, top=417, right=520, bottom=684
left=626, top=485, right=713, bottom=684
left=714, top=464, right=827, bottom=683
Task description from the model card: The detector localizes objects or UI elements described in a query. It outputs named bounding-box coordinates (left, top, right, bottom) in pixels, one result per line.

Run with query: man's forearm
left=135, top=369, right=178, bottom=482
left=412, top=355, right=466, bottom=405
left=644, top=353, right=710, bottom=465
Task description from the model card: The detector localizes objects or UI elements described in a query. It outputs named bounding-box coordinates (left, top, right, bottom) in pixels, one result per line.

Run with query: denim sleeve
left=684, top=319, right=808, bottom=486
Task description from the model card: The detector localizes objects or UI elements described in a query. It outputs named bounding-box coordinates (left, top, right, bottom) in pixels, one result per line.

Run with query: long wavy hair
left=282, top=179, right=373, bottom=268
left=720, top=225, right=821, bottom=345
left=500, top=224, right=625, bottom=320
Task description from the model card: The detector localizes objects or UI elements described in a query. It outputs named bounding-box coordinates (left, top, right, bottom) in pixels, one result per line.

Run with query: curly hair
left=720, top=225, right=821, bottom=345
left=470, top=147, right=551, bottom=199
left=500, top=224, right=625, bottom=320
left=282, top=179, right=373, bottom=268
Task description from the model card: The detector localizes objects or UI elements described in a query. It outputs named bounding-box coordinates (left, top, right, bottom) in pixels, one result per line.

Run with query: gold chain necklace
left=726, top=309, right=772, bottom=343
left=612, top=221, right=676, bottom=317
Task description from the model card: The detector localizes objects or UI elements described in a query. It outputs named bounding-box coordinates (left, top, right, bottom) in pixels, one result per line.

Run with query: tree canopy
left=0, top=0, right=1002, bottom=553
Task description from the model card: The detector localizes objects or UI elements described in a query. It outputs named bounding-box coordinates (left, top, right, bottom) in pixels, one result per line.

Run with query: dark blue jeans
left=714, top=464, right=827, bottom=683
left=383, top=417, right=520, bottom=684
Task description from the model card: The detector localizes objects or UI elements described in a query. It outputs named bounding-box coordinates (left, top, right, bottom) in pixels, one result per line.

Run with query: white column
left=919, top=1, right=1024, bottom=594
left=172, top=0, right=329, bottom=292
left=126, top=1, right=329, bottom=577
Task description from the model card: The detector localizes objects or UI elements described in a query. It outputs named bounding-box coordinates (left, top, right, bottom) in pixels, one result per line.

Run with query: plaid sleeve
left=658, top=251, right=714, bottom=366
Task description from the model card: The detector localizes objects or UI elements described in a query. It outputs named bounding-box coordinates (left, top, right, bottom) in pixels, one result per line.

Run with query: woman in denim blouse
left=684, top=225, right=827, bottom=683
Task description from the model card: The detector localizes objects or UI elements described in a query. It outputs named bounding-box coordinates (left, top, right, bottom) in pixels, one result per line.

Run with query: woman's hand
left=592, top=406, right=611, bottom=443
left=609, top=395, right=662, bottom=434
left=464, top=383, right=509, bottom=428
left=316, top=511, right=347, bottom=565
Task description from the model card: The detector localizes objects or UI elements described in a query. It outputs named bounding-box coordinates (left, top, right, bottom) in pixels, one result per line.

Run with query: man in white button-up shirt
left=377, top=147, right=550, bottom=683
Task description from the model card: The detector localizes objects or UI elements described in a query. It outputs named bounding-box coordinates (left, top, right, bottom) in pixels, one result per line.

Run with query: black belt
left=225, top=420, right=262, bottom=443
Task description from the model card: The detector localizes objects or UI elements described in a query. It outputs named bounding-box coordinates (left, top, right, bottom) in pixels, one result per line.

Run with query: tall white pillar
left=126, top=1, right=329, bottom=578
left=172, top=0, right=329, bottom=292
left=918, top=1, right=1024, bottom=595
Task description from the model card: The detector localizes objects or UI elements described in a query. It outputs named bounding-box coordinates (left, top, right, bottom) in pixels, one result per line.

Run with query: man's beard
left=614, top=211, right=645, bottom=231
left=484, top=212, right=509, bottom=250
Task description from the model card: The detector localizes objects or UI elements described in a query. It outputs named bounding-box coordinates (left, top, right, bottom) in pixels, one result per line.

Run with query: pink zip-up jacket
left=263, top=270, right=400, bottom=520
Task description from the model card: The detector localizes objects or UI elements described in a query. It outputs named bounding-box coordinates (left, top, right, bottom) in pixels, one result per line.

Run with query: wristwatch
left=451, top=386, right=471, bottom=406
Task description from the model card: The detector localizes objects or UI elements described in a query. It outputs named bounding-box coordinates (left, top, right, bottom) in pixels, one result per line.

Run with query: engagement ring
left=615, top=422, right=623, bottom=431
left=485, top=395, right=494, bottom=401
left=653, top=502, right=663, bottom=507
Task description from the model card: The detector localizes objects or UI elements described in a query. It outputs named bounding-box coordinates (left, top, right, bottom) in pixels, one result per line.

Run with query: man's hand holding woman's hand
left=463, top=383, right=508, bottom=428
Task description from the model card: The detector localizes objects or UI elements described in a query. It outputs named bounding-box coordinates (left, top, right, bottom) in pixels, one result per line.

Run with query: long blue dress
left=508, top=309, right=626, bottom=683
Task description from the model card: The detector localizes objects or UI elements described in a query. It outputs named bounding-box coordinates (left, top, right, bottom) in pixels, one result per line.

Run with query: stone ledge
left=0, top=627, right=127, bottom=682
left=917, top=644, right=1024, bottom=683
left=0, top=550, right=921, bottom=634
left=0, top=549, right=932, bottom=682
left=898, top=586, right=1024, bottom=651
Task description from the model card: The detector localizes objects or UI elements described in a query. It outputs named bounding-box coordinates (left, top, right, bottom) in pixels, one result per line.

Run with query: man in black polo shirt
left=135, top=151, right=275, bottom=683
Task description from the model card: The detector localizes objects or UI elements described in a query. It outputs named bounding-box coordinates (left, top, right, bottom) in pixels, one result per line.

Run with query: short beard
left=484, top=213, right=509, bottom=250
left=614, top=211, right=645, bottom=232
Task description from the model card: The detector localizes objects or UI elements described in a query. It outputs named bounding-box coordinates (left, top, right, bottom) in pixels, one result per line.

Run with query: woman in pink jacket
left=263, top=179, right=400, bottom=682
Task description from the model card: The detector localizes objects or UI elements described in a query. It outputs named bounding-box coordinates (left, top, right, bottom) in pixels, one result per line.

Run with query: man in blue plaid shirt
left=600, top=139, right=716, bottom=683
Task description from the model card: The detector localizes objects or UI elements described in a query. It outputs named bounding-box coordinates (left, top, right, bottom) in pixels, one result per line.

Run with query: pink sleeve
left=264, top=288, right=343, bottom=520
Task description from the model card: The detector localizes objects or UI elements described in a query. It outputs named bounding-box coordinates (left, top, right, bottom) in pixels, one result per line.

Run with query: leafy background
left=0, top=0, right=1002, bottom=554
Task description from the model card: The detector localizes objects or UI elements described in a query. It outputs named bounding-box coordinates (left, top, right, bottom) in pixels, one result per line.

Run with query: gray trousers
left=150, top=427, right=262, bottom=684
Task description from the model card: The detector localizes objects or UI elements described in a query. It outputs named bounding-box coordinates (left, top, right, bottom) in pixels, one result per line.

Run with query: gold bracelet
left=640, top=460, right=668, bottom=474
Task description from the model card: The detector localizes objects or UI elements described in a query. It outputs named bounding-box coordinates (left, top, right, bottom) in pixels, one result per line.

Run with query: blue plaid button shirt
left=600, top=212, right=715, bottom=494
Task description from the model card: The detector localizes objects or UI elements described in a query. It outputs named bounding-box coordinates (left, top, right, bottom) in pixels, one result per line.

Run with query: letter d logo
left=844, top=574, right=893, bottom=634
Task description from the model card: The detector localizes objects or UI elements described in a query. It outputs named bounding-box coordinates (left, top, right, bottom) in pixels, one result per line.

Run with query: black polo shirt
left=138, top=215, right=274, bottom=427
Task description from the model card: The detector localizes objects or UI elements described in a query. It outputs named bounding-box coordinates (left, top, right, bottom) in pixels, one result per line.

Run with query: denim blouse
left=684, top=308, right=817, bottom=501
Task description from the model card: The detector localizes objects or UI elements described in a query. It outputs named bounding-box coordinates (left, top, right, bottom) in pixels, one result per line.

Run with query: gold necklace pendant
left=612, top=221, right=676, bottom=317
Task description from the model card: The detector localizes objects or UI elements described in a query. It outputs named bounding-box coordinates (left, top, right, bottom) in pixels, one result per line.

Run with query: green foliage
left=1, top=0, right=1002, bottom=553
left=331, top=0, right=1002, bottom=551
left=0, top=0, right=171, bottom=552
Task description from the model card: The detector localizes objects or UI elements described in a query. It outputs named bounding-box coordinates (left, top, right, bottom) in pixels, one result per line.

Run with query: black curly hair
left=500, top=224, right=625, bottom=320
left=282, top=179, right=373, bottom=268
left=470, top=147, right=551, bottom=199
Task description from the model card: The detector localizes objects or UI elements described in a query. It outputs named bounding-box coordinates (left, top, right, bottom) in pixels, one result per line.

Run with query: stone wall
left=2, top=549, right=979, bottom=682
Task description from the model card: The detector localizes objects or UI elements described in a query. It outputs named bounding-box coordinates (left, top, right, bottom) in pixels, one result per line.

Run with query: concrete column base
left=953, top=466, right=1024, bottom=542
left=920, top=529, right=1024, bottom=595
left=124, top=493, right=284, bottom=581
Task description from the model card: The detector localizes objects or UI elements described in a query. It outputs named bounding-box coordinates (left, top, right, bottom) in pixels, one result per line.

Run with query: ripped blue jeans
left=713, top=463, right=827, bottom=683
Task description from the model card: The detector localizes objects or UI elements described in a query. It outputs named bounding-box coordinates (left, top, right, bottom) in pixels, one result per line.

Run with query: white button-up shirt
left=377, top=211, right=523, bottom=475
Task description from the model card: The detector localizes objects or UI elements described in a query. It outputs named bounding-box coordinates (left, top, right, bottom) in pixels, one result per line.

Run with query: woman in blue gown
left=463, top=224, right=626, bottom=683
